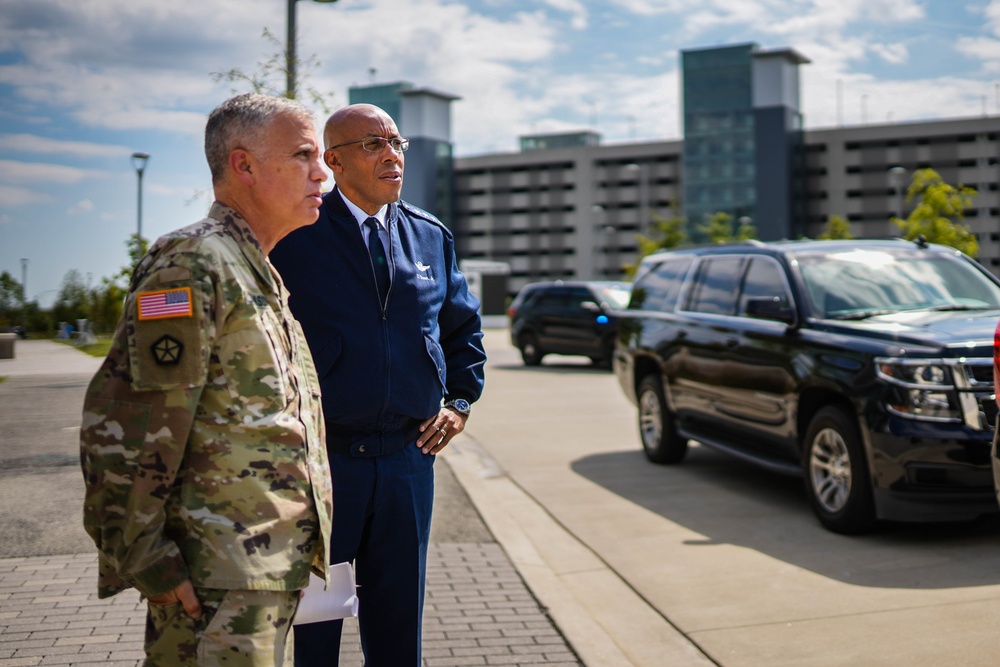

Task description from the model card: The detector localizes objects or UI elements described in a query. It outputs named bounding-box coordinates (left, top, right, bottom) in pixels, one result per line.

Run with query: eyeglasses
left=328, top=136, right=409, bottom=153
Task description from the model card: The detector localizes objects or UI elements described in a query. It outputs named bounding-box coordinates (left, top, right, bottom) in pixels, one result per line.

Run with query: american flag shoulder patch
left=137, top=287, right=194, bottom=321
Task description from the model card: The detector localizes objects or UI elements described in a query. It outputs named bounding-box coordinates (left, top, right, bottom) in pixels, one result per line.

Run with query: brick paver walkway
left=0, top=545, right=581, bottom=666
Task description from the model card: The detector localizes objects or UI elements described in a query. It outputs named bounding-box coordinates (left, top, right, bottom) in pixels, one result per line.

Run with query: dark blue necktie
left=365, top=217, right=390, bottom=305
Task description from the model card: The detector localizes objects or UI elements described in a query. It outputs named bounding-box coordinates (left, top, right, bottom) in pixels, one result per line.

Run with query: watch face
left=450, top=399, right=471, bottom=413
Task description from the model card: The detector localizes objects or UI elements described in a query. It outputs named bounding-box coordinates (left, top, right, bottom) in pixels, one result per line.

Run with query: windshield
left=798, top=249, right=1000, bottom=319
left=599, top=284, right=633, bottom=309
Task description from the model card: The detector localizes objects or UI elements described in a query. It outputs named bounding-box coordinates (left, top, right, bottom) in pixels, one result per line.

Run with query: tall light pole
left=20, top=258, right=27, bottom=332
left=888, top=166, right=907, bottom=219
left=131, top=152, right=150, bottom=243
left=625, top=163, right=650, bottom=232
left=286, top=0, right=339, bottom=99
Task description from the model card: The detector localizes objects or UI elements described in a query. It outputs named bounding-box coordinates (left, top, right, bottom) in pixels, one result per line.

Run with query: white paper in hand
left=293, top=562, right=359, bottom=625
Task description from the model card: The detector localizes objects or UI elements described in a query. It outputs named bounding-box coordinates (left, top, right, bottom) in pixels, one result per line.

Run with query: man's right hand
left=146, top=579, right=203, bottom=619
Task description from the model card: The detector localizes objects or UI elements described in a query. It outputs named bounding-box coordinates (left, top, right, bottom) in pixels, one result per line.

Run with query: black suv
left=508, top=280, right=631, bottom=367
left=615, top=239, right=1000, bottom=534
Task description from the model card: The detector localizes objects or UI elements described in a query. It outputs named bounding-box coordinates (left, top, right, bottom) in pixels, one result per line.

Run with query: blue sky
left=2, top=0, right=999, bottom=307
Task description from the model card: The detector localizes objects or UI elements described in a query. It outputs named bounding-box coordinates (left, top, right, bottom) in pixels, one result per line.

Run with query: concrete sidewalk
left=0, top=340, right=585, bottom=666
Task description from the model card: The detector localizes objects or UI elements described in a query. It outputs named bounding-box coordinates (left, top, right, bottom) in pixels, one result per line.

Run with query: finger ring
left=438, top=428, right=447, bottom=435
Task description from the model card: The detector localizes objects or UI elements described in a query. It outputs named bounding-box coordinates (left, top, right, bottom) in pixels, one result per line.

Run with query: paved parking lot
left=11, top=331, right=1000, bottom=666
left=453, top=330, right=1000, bottom=666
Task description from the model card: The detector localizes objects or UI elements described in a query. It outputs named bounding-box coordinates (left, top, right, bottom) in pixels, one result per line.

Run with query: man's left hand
left=417, top=407, right=468, bottom=455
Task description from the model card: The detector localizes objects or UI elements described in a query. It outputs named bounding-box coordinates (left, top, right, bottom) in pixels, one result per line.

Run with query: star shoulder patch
left=150, top=335, right=184, bottom=365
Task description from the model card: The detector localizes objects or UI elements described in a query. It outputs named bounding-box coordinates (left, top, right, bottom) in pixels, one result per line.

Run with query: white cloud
left=956, top=0, right=1000, bottom=72
left=0, top=160, right=102, bottom=184
left=540, top=0, right=589, bottom=29
left=956, top=36, right=1000, bottom=72
left=67, top=199, right=95, bottom=215
left=0, top=185, right=49, bottom=207
left=0, top=2, right=989, bottom=164
left=0, top=134, right=132, bottom=158
left=609, top=0, right=700, bottom=16
left=985, top=0, right=1000, bottom=36
left=870, top=42, right=909, bottom=64
left=802, top=73, right=993, bottom=127
left=0, top=0, right=276, bottom=136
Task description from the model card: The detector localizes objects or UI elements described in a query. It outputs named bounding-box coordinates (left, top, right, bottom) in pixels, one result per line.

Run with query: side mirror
left=745, top=296, right=795, bottom=324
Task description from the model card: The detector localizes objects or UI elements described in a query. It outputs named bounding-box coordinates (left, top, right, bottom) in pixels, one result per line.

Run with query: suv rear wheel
left=519, top=332, right=543, bottom=366
left=637, top=375, right=686, bottom=464
left=802, top=406, right=876, bottom=534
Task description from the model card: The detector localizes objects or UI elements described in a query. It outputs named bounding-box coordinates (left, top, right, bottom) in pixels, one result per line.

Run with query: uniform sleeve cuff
left=130, top=552, right=190, bottom=597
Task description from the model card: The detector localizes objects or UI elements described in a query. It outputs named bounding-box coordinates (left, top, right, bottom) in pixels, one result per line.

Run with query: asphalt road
left=0, top=371, right=94, bottom=557
left=460, top=328, right=1000, bottom=666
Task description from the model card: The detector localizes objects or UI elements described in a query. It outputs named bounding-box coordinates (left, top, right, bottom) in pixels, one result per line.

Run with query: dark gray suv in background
left=508, top=280, right=631, bottom=367
left=616, top=239, right=1000, bottom=534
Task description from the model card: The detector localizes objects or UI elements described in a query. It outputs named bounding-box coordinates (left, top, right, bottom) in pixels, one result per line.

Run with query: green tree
left=624, top=212, right=688, bottom=276
left=698, top=211, right=733, bottom=243
left=52, top=269, right=89, bottom=326
left=697, top=212, right=757, bottom=244
left=89, top=277, right=126, bottom=334
left=24, top=301, right=52, bottom=336
left=0, top=271, right=24, bottom=325
left=818, top=215, right=854, bottom=240
left=117, top=233, right=150, bottom=288
left=893, top=168, right=978, bottom=257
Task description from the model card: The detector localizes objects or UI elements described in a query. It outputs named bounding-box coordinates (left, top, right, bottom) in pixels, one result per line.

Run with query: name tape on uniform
left=137, top=287, right=193, bottom=321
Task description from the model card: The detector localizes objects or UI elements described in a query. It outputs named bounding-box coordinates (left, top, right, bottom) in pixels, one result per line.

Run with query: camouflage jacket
left=80, top=202, right=333, bottom=599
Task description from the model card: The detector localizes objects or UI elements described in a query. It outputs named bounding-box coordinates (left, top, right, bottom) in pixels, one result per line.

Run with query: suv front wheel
left=637, top=375, right=687, bottom=464
left=802, top=406, right=876, bottom=534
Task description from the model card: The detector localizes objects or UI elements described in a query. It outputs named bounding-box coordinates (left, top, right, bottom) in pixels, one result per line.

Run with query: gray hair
left=204, top=93, right=313, bottom=184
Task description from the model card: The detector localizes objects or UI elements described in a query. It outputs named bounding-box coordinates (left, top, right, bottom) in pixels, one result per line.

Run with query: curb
left=445, top=437, right=715, bottom=667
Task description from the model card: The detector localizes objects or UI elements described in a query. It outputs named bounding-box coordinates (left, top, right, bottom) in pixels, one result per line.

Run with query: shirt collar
left=338, top=189, right=388, bottom=230
left=208, top=200, right=275, bottom=291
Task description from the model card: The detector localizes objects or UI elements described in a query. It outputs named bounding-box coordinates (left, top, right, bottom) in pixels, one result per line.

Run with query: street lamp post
left=601, top=225, right=616, bottom=278
left=131, top=152, right=150, bottom=242
left=20, top=258, right=27, bottom=332
left=286, top=0, right=339, bottom=99
left=888, top=166, right=907, bottom=219
left=624, top=163, right=650, bottom=231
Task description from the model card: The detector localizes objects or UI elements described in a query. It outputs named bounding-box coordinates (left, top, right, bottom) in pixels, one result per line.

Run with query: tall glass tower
left=681, top=43, right=809, bottom=240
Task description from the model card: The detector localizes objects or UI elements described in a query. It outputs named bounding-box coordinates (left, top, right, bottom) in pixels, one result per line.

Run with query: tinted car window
left=535, top=291, right=570, bottom=309
left=739, top=257, right=791, bottom=315
left=686, top=256, right=744, bottom=315
left=566, top=287, right=593, bottom=308
left=630, top=257, right=693, bottom=312
left=799, top=249, right=1000, bottom=318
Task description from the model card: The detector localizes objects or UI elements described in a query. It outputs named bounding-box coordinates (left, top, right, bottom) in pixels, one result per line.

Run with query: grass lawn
left=56, top=337, right=113, bottom=358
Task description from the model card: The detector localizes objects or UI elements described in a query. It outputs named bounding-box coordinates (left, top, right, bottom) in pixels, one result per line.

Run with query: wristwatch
left=444, top=398, right=472, bottom=416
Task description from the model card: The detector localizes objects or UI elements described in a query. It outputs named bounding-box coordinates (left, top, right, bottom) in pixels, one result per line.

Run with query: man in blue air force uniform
left=270, top=103, right=486, bottom=667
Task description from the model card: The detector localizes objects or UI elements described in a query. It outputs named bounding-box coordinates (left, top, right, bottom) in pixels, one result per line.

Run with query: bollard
left=0, top=332, right=16, bottom=359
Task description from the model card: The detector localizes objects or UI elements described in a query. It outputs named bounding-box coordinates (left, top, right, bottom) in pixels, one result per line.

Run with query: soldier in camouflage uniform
left=79, top=93, right=332, bottom=667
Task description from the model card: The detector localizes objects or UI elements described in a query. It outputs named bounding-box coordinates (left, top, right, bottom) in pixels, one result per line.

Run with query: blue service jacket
left=271, top=188, right=486, bottom=436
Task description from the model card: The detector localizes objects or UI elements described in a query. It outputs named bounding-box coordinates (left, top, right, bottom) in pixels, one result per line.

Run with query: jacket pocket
left=423, top=334, right=447, bottom=392
left=312, top=333, right=343, bottom=382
